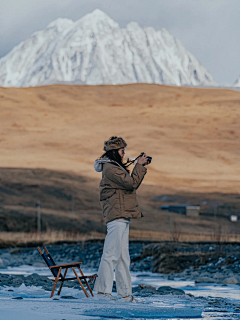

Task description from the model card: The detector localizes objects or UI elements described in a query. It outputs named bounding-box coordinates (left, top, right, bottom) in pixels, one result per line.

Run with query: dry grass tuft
left=1, top=229, right=240, bottom=247
left=129, top=229, right=240, bottom=242
left=0, top=231, right=105, bottom=247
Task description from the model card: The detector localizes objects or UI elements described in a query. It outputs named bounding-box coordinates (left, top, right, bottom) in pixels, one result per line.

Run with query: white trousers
left=94, top=220, right=132, bottom=298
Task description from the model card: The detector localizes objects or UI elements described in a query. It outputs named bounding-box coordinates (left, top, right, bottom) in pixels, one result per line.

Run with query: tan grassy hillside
left=0, top=84, right=239, bottom=193
left=1, top=84, right=240, bottom=242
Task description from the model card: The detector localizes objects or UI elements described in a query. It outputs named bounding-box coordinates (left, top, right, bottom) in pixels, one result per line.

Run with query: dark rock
left=138, top=283, right=156, bottom=290
left=224, top=277, right=238, bottom=284
left=135, top=287, right=157, bottom=296
left=0, top=282, right=9, bottom=286
left=9, top=248, right=23, bottom=254
left=0, top=274, right=11, bottom=279
left=157, top=286, right=185, bottom=296
left=195, top=277, right=215, bottom=283
left=26, top=273, right=42, bottom=279
left=42, top=285, right=53, bottom=291
left=153, top=253, right=204, bottom=274
left=0, top=258, right=5, bottom=268
left=133, top=283, right=157, bottom=296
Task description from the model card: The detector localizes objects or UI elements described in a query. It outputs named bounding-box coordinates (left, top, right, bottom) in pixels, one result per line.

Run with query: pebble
left=195, top=277, right=215, bottom=283
left=224, top=277, right=238, bottom=284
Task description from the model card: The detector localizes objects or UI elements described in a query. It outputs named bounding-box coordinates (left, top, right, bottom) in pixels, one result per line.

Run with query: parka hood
left=94, top=157, right=112, bottom=172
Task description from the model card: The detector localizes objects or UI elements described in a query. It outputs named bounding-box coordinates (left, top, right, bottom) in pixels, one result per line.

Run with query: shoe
left=119, top=295, right=142, bottom=303
left=97, top=292, right=117, bottom=301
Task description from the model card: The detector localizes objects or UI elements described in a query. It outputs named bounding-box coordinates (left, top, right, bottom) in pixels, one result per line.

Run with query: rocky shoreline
left=0, top=241, right=240, bottom=290
left=131, top=242, right=240, bottom=285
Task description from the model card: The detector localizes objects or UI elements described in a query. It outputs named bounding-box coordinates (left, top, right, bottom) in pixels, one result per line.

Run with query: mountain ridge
left=0, top=9, right=217, bottom=87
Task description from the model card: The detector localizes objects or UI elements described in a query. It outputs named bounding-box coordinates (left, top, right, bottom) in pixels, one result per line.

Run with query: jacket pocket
left=101, top=190, right=119, bottom=218
left=100, top=189, right=116, bottom=201
left=123, top=191, right=137, bottom=211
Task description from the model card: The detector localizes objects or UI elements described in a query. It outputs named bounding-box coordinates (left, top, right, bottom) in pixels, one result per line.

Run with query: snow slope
left=0, top=9, right=217, bottom=87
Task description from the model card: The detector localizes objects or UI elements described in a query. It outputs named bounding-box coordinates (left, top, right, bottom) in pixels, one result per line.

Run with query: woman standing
left=93, top=136, right=149, bottom=302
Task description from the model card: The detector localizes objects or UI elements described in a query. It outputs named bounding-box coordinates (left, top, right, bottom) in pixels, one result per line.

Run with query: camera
left=125, top=152, right=152, bottom=168
left=140, top=152, right=152, bottom=164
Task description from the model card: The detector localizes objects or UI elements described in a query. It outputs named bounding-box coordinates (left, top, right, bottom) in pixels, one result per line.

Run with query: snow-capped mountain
left=0, top=9, right=217, bottom=87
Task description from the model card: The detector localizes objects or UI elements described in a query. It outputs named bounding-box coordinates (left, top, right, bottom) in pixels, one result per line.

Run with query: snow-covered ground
left=0, top=265, right=240, bottom=319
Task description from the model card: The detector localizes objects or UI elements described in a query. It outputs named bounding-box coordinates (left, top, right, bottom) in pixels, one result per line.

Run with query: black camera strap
left=124, top=154, right=142, bottom=168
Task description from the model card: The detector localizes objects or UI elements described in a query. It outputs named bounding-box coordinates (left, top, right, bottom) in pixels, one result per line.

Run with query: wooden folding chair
left=37, top=246, right=97, bottom=298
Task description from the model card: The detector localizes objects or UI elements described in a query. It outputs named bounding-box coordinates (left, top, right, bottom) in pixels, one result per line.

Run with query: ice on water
left=0, top=265, right=240, bottom=319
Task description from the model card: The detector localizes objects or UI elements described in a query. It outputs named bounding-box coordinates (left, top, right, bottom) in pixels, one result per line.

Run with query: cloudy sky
left=1, top=0, right=240, bottom=85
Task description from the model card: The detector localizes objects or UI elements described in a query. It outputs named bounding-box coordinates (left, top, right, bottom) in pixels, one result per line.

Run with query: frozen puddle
left=1, top=266, right=240, bottom=319
left=83, top=303, right=202, bottom=319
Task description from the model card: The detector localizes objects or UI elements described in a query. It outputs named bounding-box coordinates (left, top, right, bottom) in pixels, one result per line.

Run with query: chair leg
left=72, top=267, right=89, bottom=298
left=50, top=267, right=62, bottom=298
left=58, top=268, right=68, bottom=296
left=78, top=267, right=94, bottom=297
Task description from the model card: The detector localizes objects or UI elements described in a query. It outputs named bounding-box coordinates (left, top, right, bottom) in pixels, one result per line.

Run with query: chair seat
left=51, top=275, right=97, bottom=282
left=50, top=262, right=82, bottom=269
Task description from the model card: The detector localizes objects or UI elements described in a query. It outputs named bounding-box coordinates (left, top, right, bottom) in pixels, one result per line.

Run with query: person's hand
left=137, top=153, right=149, bottom=166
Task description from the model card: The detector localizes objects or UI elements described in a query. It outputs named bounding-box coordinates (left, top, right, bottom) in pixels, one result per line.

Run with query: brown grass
left=1, top=229, right=240, bottom=247
left=0, top=231, right=105, bottom=247
left=0, top=84, right=240, bottom=243
left=130, top=229, right=240, bottom=242
left=0, top=84, right=240, bottom=193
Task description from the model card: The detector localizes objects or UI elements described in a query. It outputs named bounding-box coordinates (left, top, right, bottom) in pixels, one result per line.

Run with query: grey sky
left=1, top=0, right=240, bottom=85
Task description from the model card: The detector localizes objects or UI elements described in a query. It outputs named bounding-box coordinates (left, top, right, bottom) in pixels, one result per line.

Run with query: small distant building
left=186, top=206, right=200, bottom=217
left=229, top=215, right=238, bottom=222
left=161, top=205, right=200, bottom=217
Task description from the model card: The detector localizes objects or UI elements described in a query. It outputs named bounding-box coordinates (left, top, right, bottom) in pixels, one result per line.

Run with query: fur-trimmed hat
left=104, top=136, right=127, bottom=152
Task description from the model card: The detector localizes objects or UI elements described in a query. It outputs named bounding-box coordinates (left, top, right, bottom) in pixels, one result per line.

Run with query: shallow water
left=0, top=266, right=240, bottom=319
